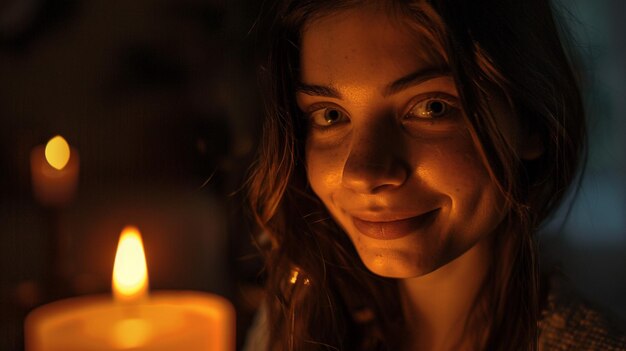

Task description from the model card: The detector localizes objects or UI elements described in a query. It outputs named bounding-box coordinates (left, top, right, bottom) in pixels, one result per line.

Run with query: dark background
left=0, top=0, right=624, bottom=350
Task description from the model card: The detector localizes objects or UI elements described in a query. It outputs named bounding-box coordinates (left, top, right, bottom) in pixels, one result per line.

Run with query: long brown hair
left=248, top=0, right=586, bottom=349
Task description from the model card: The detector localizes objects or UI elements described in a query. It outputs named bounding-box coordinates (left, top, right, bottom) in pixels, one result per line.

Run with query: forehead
left=299, top=6, right=445, bottom=88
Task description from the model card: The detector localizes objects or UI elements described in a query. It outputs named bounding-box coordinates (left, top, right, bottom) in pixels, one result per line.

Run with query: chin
left=360, top=250, right=444, bottom=279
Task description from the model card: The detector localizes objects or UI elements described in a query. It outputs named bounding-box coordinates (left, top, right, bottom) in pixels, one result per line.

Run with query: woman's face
left=298, top=7, right=515, bottom=278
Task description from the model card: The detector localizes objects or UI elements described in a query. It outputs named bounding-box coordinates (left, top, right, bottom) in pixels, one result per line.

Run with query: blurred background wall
left=0, top=0, right=624, bottom=350
left=539, top=0, right=626, bottom=323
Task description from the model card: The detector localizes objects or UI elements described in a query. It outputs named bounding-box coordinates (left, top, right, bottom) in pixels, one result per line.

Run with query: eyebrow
left=383, top=67, right=451, bottom=96
left=296, top=66, right=451, bottom=99
left=295, top=84, right=341, bottom=98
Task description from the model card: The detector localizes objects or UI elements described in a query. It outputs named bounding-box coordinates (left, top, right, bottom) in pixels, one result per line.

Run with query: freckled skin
left=298, top=8, right=515, bottom=278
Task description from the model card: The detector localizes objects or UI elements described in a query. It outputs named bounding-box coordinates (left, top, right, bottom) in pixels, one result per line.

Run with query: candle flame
left=44, top=135, right=71, bottom=170
left=112, top=226, right=149, bottom=302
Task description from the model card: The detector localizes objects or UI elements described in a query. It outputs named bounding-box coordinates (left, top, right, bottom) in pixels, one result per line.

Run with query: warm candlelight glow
left=112, top=226, right=149, bottom=302
left=111, top=318, right=152, bottom=349
left=44, top=136, right=70, bottom=170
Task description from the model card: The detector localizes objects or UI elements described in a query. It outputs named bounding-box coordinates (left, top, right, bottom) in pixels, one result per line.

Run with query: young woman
left=246, top=0, right=624, bottom=350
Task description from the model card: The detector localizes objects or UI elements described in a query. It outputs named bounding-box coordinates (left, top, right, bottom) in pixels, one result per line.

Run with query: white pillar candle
left=25, top=226, right=236, bottom=351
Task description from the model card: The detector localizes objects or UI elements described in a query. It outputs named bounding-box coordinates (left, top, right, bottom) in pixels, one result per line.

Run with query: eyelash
left=404, top=93, right=460, bottom=121
left=303, top=93, right=461, bottom=131
left=304, top=103, right=350, bottom=131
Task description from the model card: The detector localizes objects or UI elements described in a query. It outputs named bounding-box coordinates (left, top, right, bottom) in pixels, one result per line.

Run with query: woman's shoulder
left=539, top=275, right=626, bottom=350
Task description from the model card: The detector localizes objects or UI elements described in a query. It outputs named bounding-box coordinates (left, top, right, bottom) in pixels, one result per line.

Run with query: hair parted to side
left=247, top=0, right=586, bottom=350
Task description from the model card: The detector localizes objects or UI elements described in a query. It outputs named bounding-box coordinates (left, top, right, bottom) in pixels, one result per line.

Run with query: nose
left=342, top=122, right=409, bottom=194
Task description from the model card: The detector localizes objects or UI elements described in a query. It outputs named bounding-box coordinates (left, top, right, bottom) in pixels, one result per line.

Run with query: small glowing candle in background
left=25, top=226, right=236, bottom=351
left=30, top=135, right=80, bottom=207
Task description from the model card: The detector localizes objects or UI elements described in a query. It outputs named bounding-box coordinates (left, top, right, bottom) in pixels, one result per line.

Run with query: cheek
left=418, top=136, right=505, bottom=225
left=435, top=140, right=506, bottom=227
left=305, top=142, right=346, bottom=199
left=415, top=136, right=490, bottom=191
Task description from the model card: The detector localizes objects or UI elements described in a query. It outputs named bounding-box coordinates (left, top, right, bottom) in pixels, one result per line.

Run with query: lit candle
left=30, top=135, right=79, bottom=207
left=25, top=226, right=235, bottom=351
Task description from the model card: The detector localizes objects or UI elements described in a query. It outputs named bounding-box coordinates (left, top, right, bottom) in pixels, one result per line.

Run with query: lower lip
left=351, top=209, right=439, bottom=240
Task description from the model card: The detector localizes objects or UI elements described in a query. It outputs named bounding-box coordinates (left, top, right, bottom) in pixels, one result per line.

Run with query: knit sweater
left=243, top=279, right=626, bottom=350
left=538, top=277, right=626, bottom=350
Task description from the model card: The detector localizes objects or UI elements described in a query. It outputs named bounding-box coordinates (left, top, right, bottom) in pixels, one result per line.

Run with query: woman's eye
left=308, top=107, right=349, bottom=128
left=406, top=96, right=458, bottom=120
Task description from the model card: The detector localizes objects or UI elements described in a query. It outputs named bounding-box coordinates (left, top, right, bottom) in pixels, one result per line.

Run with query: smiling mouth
left=351, top=209, right=440, bottom=240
